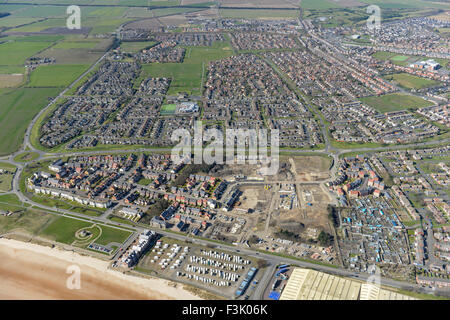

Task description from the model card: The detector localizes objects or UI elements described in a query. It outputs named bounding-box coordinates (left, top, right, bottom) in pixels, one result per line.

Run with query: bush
left=318, top=231, right=333, bottom=246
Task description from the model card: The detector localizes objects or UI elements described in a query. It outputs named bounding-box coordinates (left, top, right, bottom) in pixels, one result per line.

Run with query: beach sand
left=0, top=238, right=201, bottom=300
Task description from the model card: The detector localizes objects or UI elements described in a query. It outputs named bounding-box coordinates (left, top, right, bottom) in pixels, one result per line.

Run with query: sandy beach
left=0, top=238, right=201, bottom=300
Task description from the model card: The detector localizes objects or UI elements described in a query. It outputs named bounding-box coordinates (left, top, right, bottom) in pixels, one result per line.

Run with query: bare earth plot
left=0, top=74, right=23, bottom=88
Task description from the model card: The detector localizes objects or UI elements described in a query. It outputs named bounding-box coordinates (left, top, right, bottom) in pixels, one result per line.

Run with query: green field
left=13, top=151, right=40, bottom=162
left=41, top=216, right=132, bottom=247
left=301, top=0, right=341, bottom=9
left=52, top=40, right=100, bottom=50
left=359, top=0, right=450, bottom=10
left=391, top=55, right=408, bottom=62
left=160, top=104, right=177, bottom=115
left=28, top=64, right=89, bottom=87
left=0, top=87, right=59, bottom=156
left=120, top=41, right=157, bottom=53
left=142, top=42, right=233, bottom=96
left=95, top=226, right=132, bottom=246
left=373, top=51, right=449, bottom=68
left=0, top=207, right=57, bottom=235
left=384, top=73, right=441, bottom=90
left=219, top=9, right=300, bottom=19
left=0, top=40, right=53, bottom=65
left=360, top=93, right=433, bottom=113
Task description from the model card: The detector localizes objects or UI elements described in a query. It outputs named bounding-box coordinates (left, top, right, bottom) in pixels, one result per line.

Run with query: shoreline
left=0, top=237, right=202, bottom=300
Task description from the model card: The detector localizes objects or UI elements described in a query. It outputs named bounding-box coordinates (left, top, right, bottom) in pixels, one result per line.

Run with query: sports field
left=300, top=0, right=340, bottom=10
left=360, top=93, right=434, bottom=113
left=160, top=104, right=177, bottom=115
left=13, top=151, right=40, bottom=163
left=373, top=51, right=449, bottom=68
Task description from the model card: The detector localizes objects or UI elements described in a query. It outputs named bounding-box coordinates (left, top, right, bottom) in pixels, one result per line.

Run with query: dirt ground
left=0, top=74, right=23, bottom=88
left=275, top=184, right=333, bottom=234
left=239, top=185, right=271, bottom=212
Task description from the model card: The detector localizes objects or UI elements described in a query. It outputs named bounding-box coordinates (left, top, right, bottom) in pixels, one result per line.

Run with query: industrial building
left=280, top=268, right=416, bottom=300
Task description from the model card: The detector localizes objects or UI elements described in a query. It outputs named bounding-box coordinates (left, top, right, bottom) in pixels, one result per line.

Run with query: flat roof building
left=280, top=268, right=417, bottom=300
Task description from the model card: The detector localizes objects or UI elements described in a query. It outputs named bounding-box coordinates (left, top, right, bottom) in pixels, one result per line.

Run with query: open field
left=160, top=104, right=177, bottom=115
left=219, top=9, right=300, bottom=19
left=373, top=51, right=450, bottom=68
left=13, top=151, right=40, bottom=162
left=0, top=73, right=23, bottom=88
left=40, top=216, right=132, bottom=249
left=143, top=42, right=233, bottom=96
left=384, top=73, right=441, bottom=90
left=0, top=87, right=59, bottom=156
left=0, top=16, right=42, bottom=28
left=37, top=47, right=104, bottom=64
left=0, top=208, right=57, bottom=236
left=8, top=18, right=67, bottom=32
left=120, top=41, right=157, bottom=53
left=27, top=64, right=89, bottom=87
left=0, top=40, right=53, bottom=65
left=301, top=0, right=341, bottom=10
left=360, top=93, right=434, bottom=113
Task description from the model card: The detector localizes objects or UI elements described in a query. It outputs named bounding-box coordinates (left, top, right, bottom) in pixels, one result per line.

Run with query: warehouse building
left=280, top=268, right=416, bottom=300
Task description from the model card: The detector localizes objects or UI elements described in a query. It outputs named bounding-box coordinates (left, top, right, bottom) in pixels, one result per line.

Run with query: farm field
left=360, top=93, right=434, bottom=113
left=52, top=40, right=101, bottom=50
left=372, top=51, right=449, bottom=68
left=0, top=206, right=57, bottom=235
left=0, top=40, right=53, bottom=65
left=0, top=163, right=15, bottom=192
left=120, top=41, right=157, bottom=53
left=142, top=42, right=233, bottom=96
left=9, top=18, right=67, bottom=32
left=219, top=9, right=300, bottom=19
left=27, top=64, right=89, bottom=87
left=359, top=0, right=450, bottom=10
left=0, top=73, right=24, bottom=88
left=0, top=87, right=59, bottom=156
left=160, top=104, right=177, bottom=115
left=0, top=16, right=42, bottom=28
left=384, top=73, right=441, bottom=90
left=300, top=0, right=341, bottom=10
